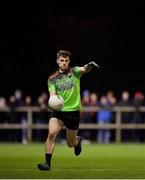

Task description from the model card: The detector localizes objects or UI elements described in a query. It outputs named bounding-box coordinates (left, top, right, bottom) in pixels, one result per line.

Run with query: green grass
left=0, top=143, right=145, bottom=179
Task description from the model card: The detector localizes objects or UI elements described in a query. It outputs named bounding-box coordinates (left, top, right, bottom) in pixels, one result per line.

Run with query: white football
left=48, top=95, right=64, bottom=110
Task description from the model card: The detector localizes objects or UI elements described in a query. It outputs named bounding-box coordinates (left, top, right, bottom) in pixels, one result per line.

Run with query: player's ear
left=56, top=59, right=59, bottom=64
left=66, top=58, right=70, bottom=64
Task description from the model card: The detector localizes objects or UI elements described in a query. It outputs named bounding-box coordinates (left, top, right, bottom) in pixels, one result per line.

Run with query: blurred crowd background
left=0, top=89, right=145, bottom=144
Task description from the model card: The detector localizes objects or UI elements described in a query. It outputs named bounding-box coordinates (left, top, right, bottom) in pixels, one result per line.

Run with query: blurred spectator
left=131, top=91, right=145, bottom=142
left=0, top=97, right=9, bottom=142
left=25, top=96, right=32, bottom=105
left=106, top=91, right=117, bottom=142
left=118, top=91, right=132, bottom=142
left=34, top=95, right=48, bottom=142
left=89, top=92, right=99, bottom=141
left=106, top=90, right=117, bottom=106
left=14, top=90, right=24, bottom=106
left=81, top=90, right=91, bottom=123
left=81, top=90, right=92, bottom=142
left=9, top=96, right=16, bottom=108
left=0, top=97, right=7, bottom=109
left=90, top=92, right=99, bottom=123
left=8, top=95, right=16, bottom=141
left=13, top=89, right=24, bottom=142
left=21, top=95, right=33, bottom=144
left=96, top=96, right=112, bottom=144
left=106, top=90, right=116, bottom=123
left=40, top=92, right=48, bottom=104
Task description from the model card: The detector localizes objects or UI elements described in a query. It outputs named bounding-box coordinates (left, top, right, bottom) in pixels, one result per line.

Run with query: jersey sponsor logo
left=56, top=79, right=74, bottom=91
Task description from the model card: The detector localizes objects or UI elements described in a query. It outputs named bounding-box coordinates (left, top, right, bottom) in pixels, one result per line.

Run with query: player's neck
left=58, top=67, right=69, bottom=74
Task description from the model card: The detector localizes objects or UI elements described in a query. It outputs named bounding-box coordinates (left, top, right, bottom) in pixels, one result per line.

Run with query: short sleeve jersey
left=48, top=66, right=82, bottom=111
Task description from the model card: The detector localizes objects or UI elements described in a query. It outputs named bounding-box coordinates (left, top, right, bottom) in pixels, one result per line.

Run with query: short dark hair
left=57, top=50, right=71, bottom=59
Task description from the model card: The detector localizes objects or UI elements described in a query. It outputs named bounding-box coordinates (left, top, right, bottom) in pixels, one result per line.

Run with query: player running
left=38, top=50, right=99, bottom=170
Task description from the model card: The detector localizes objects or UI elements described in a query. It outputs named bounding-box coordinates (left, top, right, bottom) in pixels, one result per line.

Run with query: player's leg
left=38, top=117, right=63, bottom=170
left=66, top=129, right=82, bottom=156
left=45, top=117, right=63, bottom=153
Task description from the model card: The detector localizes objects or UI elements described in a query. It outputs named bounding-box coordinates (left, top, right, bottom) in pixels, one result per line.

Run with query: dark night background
left=0, top=1, right=145, bottom=99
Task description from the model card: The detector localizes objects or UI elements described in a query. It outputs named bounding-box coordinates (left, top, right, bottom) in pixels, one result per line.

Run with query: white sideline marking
left=0, top=168, right=144, bottom=171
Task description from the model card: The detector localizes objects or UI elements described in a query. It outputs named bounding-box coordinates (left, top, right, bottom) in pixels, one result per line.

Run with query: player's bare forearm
left=79, top=66, right=92, bottom=73
left=80, top=61, right=100, bottom=74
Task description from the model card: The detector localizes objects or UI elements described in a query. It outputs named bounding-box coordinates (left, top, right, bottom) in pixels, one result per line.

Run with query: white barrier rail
left=0, top=106, right=145, bottom=143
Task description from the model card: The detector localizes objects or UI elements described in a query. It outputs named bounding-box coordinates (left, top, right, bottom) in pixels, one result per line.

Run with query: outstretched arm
left=79, top=61, right=100, bottom=74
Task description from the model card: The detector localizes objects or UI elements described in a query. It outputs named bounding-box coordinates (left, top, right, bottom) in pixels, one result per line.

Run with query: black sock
left=45, top=153, right=52, bottom=167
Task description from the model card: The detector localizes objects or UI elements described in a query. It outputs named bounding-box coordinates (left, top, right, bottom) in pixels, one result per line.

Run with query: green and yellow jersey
left=48, top=66, right=83, bottom=111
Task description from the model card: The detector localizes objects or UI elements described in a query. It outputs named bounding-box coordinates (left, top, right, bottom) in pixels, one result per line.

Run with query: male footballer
left=38, top=50, right=99, bottom=170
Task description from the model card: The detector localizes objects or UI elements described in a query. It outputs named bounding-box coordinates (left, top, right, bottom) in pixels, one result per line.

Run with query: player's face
left=57, top=56, right=70, bottom=71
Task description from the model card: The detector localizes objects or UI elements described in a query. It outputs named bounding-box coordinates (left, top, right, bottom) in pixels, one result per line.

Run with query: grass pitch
left=0, top=143, right=145, bottom=179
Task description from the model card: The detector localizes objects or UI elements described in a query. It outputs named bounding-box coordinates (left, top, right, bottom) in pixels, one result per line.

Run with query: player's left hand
left=88, top=61, right=100, bottom=68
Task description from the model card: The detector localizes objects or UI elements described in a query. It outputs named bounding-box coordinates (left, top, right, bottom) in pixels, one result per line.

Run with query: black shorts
left=50, top=111, right=80, bottom=130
